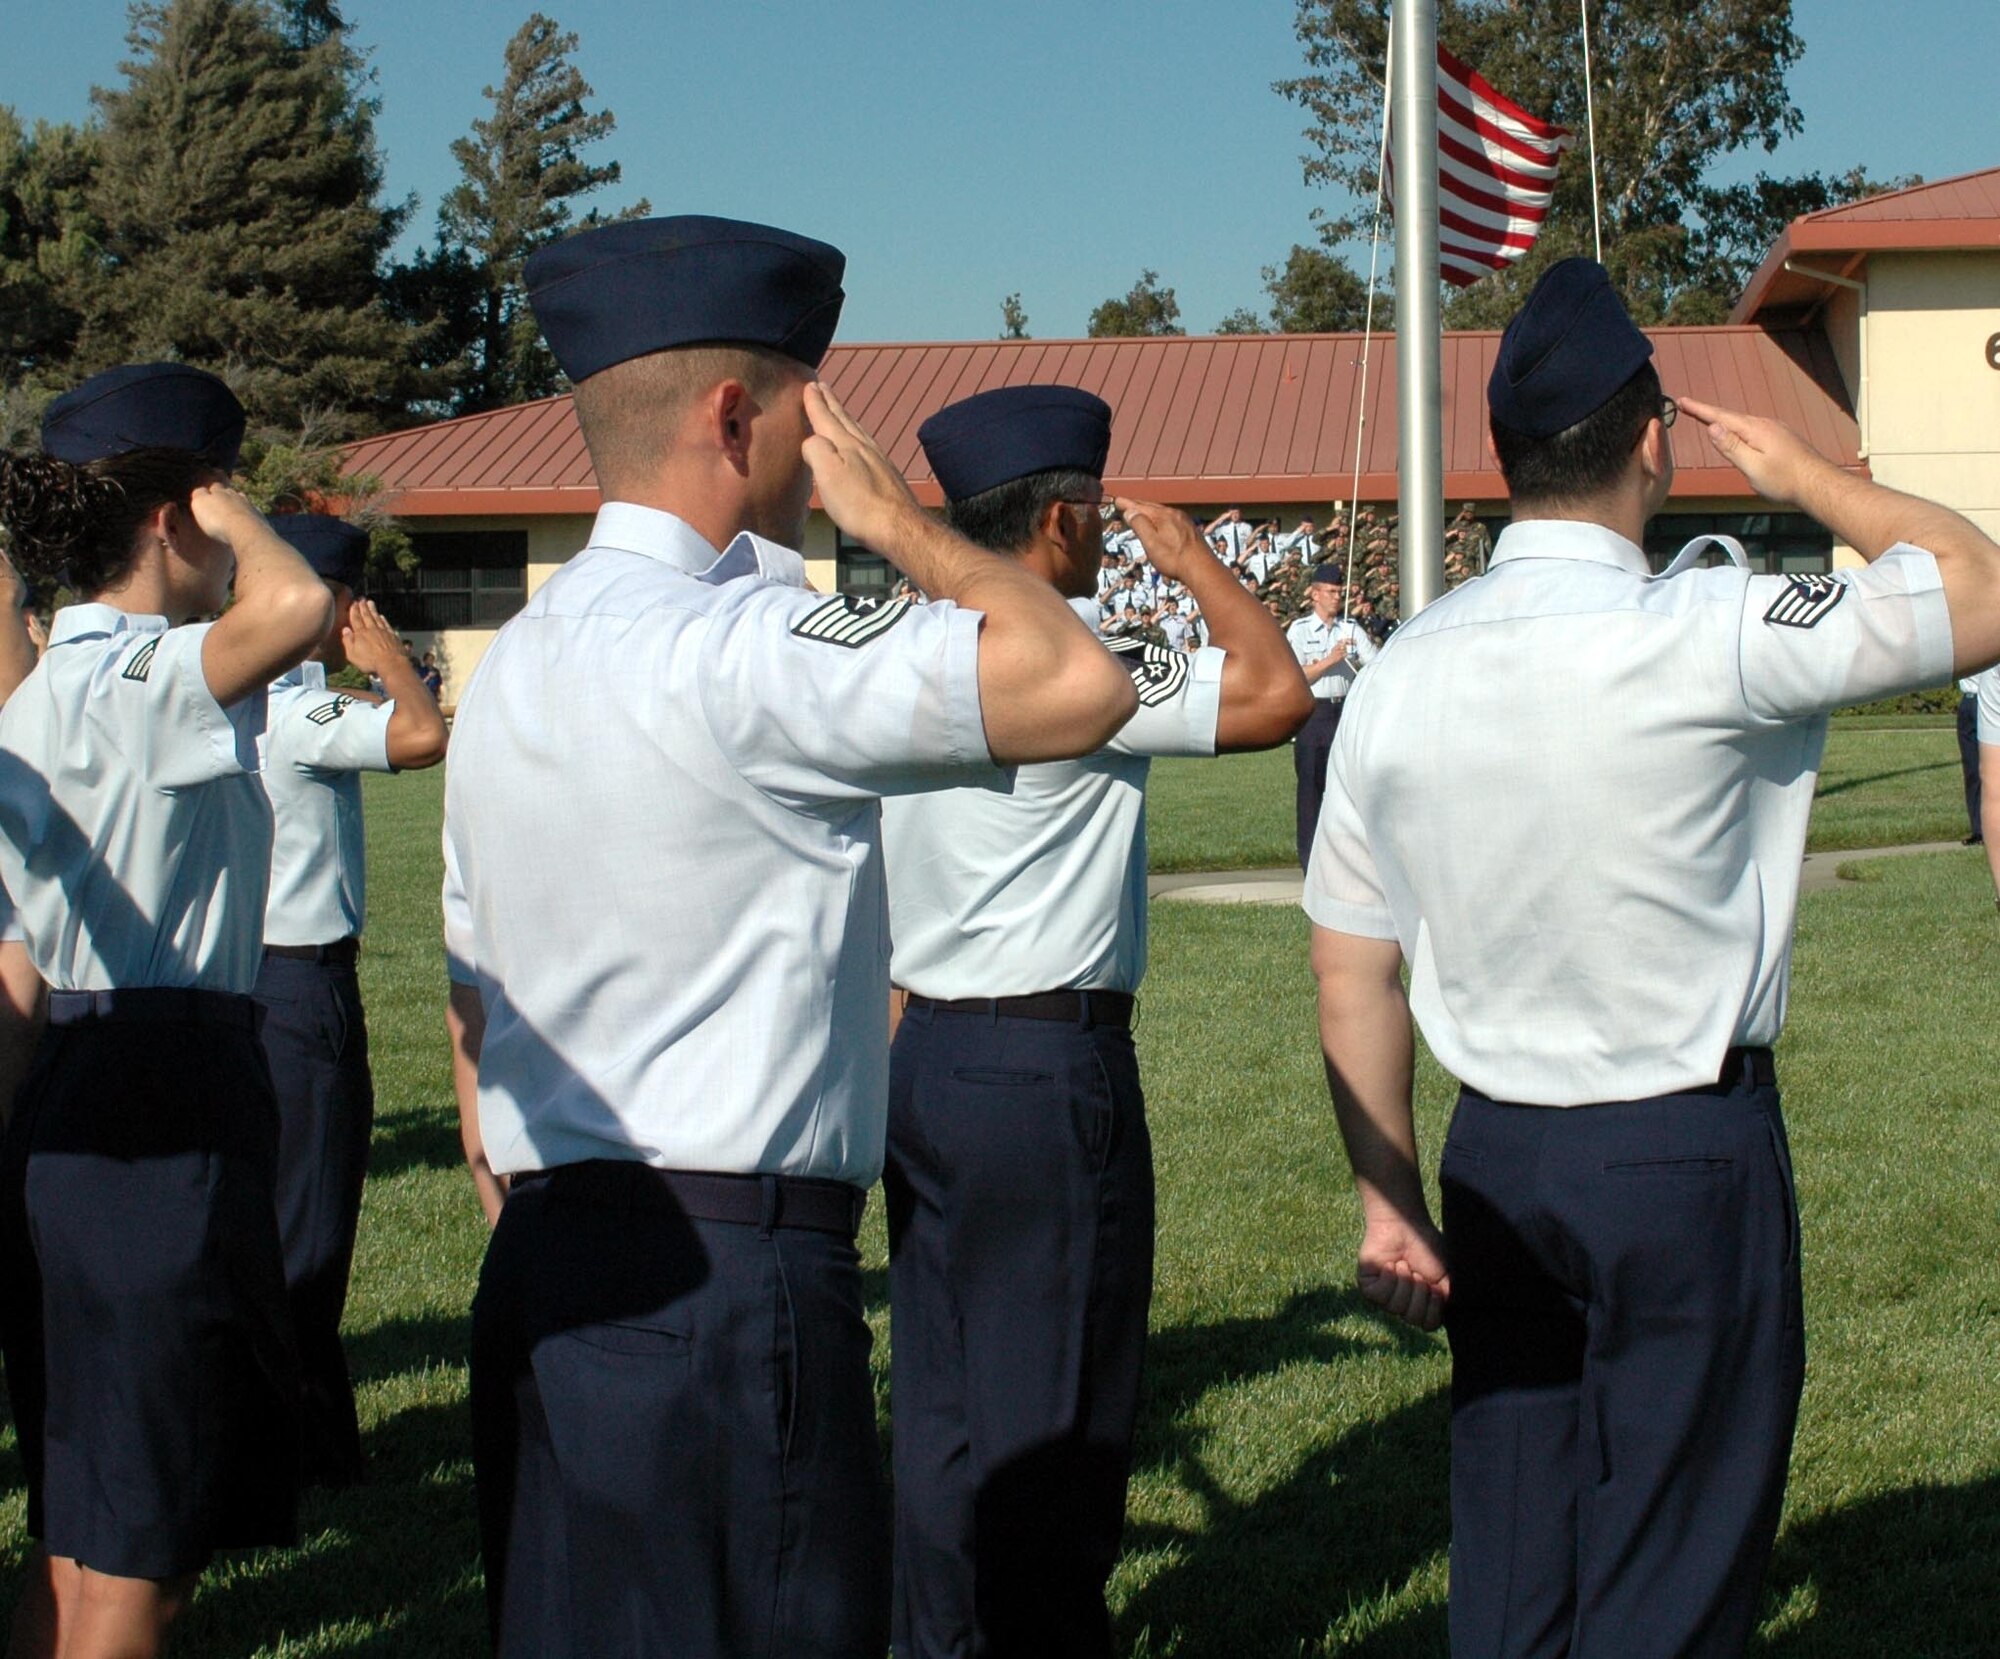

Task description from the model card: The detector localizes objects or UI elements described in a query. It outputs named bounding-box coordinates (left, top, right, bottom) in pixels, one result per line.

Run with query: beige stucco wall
left=1856, top=251, right=2000, bottom=535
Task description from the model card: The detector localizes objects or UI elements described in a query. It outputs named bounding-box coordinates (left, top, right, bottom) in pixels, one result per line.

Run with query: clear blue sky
left=3, top=1, right=1994, bottom=341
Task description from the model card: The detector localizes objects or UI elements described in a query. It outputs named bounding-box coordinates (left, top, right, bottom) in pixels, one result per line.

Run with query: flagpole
left=1392, top=0, right=1445, bottom=617
left=1342, top=31, right=1394, bottom=622
left=1579, top=0, right=1604, bottom=261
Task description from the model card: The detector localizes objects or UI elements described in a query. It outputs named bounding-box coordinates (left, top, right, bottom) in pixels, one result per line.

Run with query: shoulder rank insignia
left=120, top=639, right=158, bottom=683
left=1104, top=635, right=1191, bottom=707
left=305, top=695, right=356, bottom=726
left=790, top=594, right=913, bottom=648
left=1763, top=574, right=1846, bottom=630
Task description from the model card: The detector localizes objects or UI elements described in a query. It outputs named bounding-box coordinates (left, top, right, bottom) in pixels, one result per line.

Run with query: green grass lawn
left=1147, top=719, right=1971, bottom=872
left=6, top=766, right=1996, bottom=1655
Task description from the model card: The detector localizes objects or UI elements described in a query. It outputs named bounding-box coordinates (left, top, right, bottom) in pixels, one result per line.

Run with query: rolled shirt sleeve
left=441, top=822, right=477, bottom=986
left=698, top=589, right=1002, bottom=808
left=1302, top=724, right=1399, bottom=940
left=1976, top=666, right=2000, bottom=746
left=90, top=622, right=265, bottom=789
left=274, top=691, right=397, bottom=775
left=1736, top=546, right=1955, bottom=725
left=1104, top=641, right=1224, bottom=758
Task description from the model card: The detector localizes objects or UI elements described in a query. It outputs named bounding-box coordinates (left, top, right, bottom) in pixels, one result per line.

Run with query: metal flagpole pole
left=1392, top=0, right=1445, bottom=617
left=1580, top=0, right=1604, bottom=261
left=1342, top=33, right=1394, bottom=621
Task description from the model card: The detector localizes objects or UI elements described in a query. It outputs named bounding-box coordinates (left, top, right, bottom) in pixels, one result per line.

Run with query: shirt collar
left=588, top=501, right=807, bottom=589
left=48, top=602, right=169, bottom=646
left=272, top=661, right=328, bottom=691
left=1490, top=519, right=1652, bottom=578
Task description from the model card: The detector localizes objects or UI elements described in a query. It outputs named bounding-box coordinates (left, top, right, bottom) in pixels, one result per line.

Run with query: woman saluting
left=0, top=363, right=333, bottom=1658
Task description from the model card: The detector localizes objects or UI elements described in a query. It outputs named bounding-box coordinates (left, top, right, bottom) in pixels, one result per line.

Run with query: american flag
left=1387, top=45, right=1572, bottom=287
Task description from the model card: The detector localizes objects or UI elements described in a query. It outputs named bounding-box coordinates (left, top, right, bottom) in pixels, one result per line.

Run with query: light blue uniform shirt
left=1972, top=666, right=2000, bottom=745
left=883, top=597, right=1225, bottom=999
left=259, top=662, right=396, bottom=947
left=443, top=503, right=998, bottom=1184
left=0, top=604, right=270, bottom=992
left=1286, top=611, right=1377, bottom=700
left=1306, top=520, right=1955, bottom=1106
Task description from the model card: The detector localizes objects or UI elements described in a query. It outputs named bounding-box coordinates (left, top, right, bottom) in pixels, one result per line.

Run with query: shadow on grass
left=1117, top=1287, right=1451, bottom=1658
left=1813, top=760, right=1954, bottom=798
left=365, top=1104, right=467, bottom=1181
left=1757, top=1475, right=2000, bottom=1658
left=344, top=1309, right=470, bottom=1386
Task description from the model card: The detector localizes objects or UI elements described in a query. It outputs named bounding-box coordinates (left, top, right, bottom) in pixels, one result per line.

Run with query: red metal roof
left=1732, top=166, right=2000, bottom=322
left=343, top=327, right=1859, bottom=517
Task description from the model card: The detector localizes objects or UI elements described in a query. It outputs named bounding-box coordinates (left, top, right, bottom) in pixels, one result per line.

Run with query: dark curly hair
left=0, top=448, right=217, bottom=597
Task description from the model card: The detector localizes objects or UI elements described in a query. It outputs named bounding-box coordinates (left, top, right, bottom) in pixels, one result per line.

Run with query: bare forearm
left=0, top=575, right=34, bottom=703
left=1318, top=970, right=1423, bottom=1221
left=1982, top=751, right=2000, bottom=895
left=372, top=655, right=449, bottom=769
left=447, top=981, right=503, bottom=1224
left=875, top=510, right=1135, bottom=762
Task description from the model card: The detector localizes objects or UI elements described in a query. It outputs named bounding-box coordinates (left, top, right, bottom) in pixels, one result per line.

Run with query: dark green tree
left=398, top=12, right=648, bottom=414
left=1264, top=243, right=1373, bottom=332
left=1087, top=269, right=1184, bottom=338
left=1214, top=307, right=1266, bottom=334
left=1276, top=0, right=1844, bottom=321
left=74, top=0, right=421, bottom=431
left=1000, top=292, right=1029, bottom=339
left=0, top=110, right=100, bottom=395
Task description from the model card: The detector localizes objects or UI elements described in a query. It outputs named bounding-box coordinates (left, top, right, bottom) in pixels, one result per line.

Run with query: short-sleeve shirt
left=0, top=603, right=270, bottom=991
left=1210, top=520, right=1252, bottom=561
left=1973, top=666, right=2000, bottom=745
left=442, top=503, right=998, bottom=1184
left=260, top=662, right=397, bottom=947
left=0, top=875, right=20, bottom=945
left=1286, top=612, right=1378, bottom=700
left=883, top=596, right=1224, bottom=999
left=1304, top=519, right=1954, bottom=1106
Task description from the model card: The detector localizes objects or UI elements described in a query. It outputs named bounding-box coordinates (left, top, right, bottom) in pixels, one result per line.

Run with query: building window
left=836, top=532, right=894, bottom=597
left=1642, top=512, right=1832, bottom=575
left=373, top=531, right=528, bottom=630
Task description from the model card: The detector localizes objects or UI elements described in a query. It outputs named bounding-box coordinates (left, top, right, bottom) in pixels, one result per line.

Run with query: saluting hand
left=1679, top=399, right=1831, bottom=511
left=1115, top=497, right=1216, bottom=584
left=802, top=381, right=922, bottom=552
left=339, top=598, right=407, bottom=680
left=184, top=481, right=273, bottom=551
left=1356, top=1210, right=1451, bottom=1332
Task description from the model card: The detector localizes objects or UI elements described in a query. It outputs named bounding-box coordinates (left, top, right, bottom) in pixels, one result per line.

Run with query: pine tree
left=74, top=0, right=421, bottom=432
left=399, top=12, right=649, bottom=414
left=0, top=110, right=100, bottom=398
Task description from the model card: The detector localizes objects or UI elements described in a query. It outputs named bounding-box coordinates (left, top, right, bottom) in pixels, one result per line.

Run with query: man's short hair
left=571, top=344, right=799, bottom=494
left=943, top=467, right=1100, bottom=555
left=1490, top=361, right=1663, bottom=507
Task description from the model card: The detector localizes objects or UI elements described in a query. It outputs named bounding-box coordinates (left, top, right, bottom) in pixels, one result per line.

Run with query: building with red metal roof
left=344, top=168, right=2000, bottom=697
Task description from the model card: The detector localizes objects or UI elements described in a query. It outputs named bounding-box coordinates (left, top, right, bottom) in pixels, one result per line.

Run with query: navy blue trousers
left=1294, top=699, right=1342, bottom=870
left=1958, top=693, right=1982, bottom=840
left=1439, top=1058, right=1804, bottom=1658
left=470, top=1168, right=890, bottom=1659
left=255, top=952, right=374, bottom=1488
left=884, top=1003, right=1154, bottom=1659
left=0, top=1015, right=299, bottom=1578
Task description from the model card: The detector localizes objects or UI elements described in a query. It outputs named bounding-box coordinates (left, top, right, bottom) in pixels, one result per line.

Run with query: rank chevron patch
left=1763, top=574, right=1847, bottom=630
left=305, top=695, right=356, bottom=725
left=120, top=639, right=158, bottom=682
left=1104, top=635, right=1191, bottom=706
left=789, top=594, right=913, bottom=648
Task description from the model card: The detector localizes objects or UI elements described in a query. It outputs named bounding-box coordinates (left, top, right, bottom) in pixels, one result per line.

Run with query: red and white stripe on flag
left=1386, top=45, right=1571, bottom=287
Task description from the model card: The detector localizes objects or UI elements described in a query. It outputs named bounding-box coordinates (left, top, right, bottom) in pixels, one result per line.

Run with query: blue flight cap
left=276, top=513, right=368, bottom=589
left=41, top=363, right=246, bottom=471
left=1309, top=564, right=1344, bottom=586
left=524, top=215, right=847, bottom=383
left=1488, top=258, right=1654, bottom=440
left=918, top=385, right=1113, bottom=502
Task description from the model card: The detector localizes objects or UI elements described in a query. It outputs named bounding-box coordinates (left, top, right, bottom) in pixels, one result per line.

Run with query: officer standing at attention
left=1305, top=258, right=2000, bottom=1657
left=0, top=553, right=43, bottom=1116
left=881, top=385, right=1311, bottom=1658
left=255, top=513, right=448, bottom=1489
left=443, top=217, right=1135, bottom=1659
left=0, top=363, right=334, bottom=1659
left=1285, top=565, right=1376, bottom=869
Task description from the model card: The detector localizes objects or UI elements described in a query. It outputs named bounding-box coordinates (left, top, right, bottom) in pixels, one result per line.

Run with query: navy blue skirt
left=0, top=1003, right=301, bottom=1579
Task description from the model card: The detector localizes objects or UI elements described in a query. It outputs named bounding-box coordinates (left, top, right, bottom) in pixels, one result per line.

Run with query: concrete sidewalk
left=1148, top=840, right=1976, bottom=907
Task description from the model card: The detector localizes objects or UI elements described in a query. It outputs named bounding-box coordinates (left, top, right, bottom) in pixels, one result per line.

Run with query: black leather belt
left=904, top=989, right=1134, bottom=1029
left=48, top=988, right=259, bottom=1031
left=1718, top=1046, right=1777, bottom=1090
left=264, top=937, right=360, bottom=966
left=511, top=1162, right=866, bottom=1239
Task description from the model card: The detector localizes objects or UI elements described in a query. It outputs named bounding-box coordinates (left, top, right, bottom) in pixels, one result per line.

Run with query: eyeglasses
left=1659, top=396, right=1679, bottom=429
